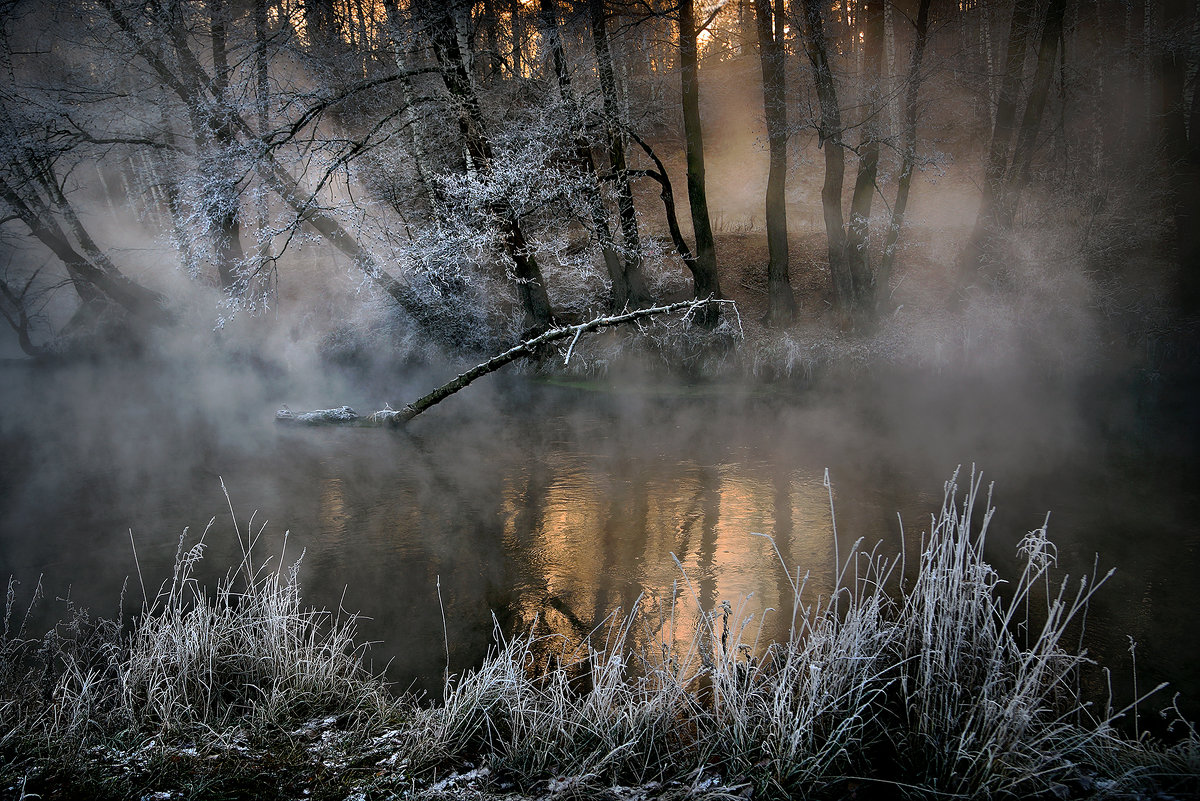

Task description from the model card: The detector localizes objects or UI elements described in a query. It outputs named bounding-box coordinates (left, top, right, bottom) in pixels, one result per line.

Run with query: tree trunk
left=1001, top=0, right=1067, bottom=225
left=958, top=0, right=1037, bottom=280
left=509, top=0, right=524, bottom=77
left=981, top=1, right=996, bottom=129
left=679, top=0, right=723, bottom=328
left=207, top=129, right=247, bottom=295
left=0, top=276, right=49, bottom=358
left=884, top=0, right=898, bottom=138
left=383, top=0, right=437, bottom=210
left=799, top=0, right=851, bottom=315
left=0, top=176, right=167, bottom=323
left=590, top=0, right=654, bottom=309
left=878, top=0, right=933, bottom=311
left=170, top=0, right=245, bottom=295
left=304, top=0, right=339, bottom=54
left=480, top=0, right=502, bottom=81
left=846, top=0, right=884, bottom=319
left=253, top=0, right=275, bottom=291
left=754, top=0, right=796, bottom=326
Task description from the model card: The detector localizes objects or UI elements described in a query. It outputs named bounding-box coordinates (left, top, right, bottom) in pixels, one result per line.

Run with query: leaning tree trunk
left=0, top=175, right=168, bottom=324
left=878, top=0, right=933, bottom=311
left=628, top=130, right=699, bottom=275
left=754, top=0, right=797, bottom=326
left=799, top=0, right=851, bottom=316
left=678, top=0, right=723, bottom=328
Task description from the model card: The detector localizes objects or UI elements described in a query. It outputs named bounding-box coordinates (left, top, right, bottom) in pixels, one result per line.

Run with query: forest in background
left=1, top=0, right=1198, bottom=376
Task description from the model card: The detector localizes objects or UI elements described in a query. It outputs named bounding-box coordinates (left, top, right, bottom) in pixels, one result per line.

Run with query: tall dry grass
left=2, top=470, right=1197, bottom=799
left=409, top=468, right=1198, bottom=797
left=2, top=485, right=391, bottom=757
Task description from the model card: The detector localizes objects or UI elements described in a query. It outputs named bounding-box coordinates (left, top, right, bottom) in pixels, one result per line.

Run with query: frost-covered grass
left=2, top=472, right=1197, bottom=800
left=0, top=488, right=395, bottom=798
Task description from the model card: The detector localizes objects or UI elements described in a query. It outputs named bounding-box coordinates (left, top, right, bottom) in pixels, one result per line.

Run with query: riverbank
left=3, top=471, right=1196, bottom=800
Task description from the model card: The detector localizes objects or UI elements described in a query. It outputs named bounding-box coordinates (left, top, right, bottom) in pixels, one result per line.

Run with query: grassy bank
left=2, top=472, right=1197, bottom=800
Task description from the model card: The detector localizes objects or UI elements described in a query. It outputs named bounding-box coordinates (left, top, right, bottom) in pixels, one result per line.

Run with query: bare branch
left=276, top=298, right=729, bottom=427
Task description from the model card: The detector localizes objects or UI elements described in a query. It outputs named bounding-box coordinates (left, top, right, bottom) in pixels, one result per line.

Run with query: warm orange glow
left=695, top=0, right=733, bottom=58
left=319, top=477, right=349, bottom=544
left=278, top=0, right=389, bottom=50
left=498, top=457, right=837, bottom=659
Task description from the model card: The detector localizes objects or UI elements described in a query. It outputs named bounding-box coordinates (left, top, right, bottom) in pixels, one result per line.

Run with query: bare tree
left=1000, top=0, right=1068, bottom=226
left=538, top=0, right=651, bottom=313
left=957, top=0, right=1038, bottom=283
left=589, top=0, right=655, bottom=310
left=798, top=0, right=852, bottom=317
left=678, top=0, right=723, bottom=328
left=878, top=0, right=934, bottom=312
left=753, top=0, right=797, bottom=326
left=423, top=0, right=555, bottom=330
left=797, top=0, right=890, bottom=325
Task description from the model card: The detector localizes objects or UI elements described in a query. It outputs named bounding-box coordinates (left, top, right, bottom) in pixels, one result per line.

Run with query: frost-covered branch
left=276, top=297, right=729, bottom=427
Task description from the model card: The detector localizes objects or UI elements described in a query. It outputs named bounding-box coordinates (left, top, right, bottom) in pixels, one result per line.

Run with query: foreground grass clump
left=0, top=505, right=398, bottom=800
left=2, top=472, right=1198, bottom=800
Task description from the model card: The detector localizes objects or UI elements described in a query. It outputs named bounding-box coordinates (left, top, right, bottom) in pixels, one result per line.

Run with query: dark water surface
left=1, top=358, right=1197, bottom=721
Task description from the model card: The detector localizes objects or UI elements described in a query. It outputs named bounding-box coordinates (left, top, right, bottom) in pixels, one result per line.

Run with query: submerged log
left=276, top=298, right=725, bottom=428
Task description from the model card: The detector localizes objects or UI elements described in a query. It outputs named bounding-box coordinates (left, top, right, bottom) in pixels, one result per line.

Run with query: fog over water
left=2, top=353, right=1196, bottom=720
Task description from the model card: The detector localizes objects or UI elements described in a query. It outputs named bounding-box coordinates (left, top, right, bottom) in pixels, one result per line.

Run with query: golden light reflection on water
left=499, top=453, right=837, bottom=657
left=319, top=476, right=349, bottom=546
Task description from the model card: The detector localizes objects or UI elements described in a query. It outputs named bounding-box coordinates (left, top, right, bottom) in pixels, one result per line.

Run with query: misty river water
left=1, top=357, right=1197, bottom=723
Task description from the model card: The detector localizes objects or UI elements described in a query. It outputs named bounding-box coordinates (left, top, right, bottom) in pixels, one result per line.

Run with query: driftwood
left=276, top=298, right=723, bottom=428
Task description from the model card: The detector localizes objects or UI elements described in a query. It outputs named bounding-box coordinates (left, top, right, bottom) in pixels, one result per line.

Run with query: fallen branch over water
left=276, top=297, right=728, bottom=427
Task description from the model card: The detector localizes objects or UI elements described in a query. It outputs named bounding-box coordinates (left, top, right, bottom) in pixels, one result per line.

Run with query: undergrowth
left=2, top=471, right=1197, bottom=800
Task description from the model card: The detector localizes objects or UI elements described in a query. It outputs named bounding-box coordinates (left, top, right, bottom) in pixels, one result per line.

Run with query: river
left=1, top=356, right=1196, bottom=723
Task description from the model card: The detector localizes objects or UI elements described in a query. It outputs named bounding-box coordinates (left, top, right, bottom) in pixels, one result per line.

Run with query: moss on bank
left=3, top=471, right=1198, bottom=801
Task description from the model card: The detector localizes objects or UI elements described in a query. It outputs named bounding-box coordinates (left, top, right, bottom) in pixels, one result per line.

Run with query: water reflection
left=495, top=455, right=838, bottom=657
left=319, top=477, right=349, bottom=546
